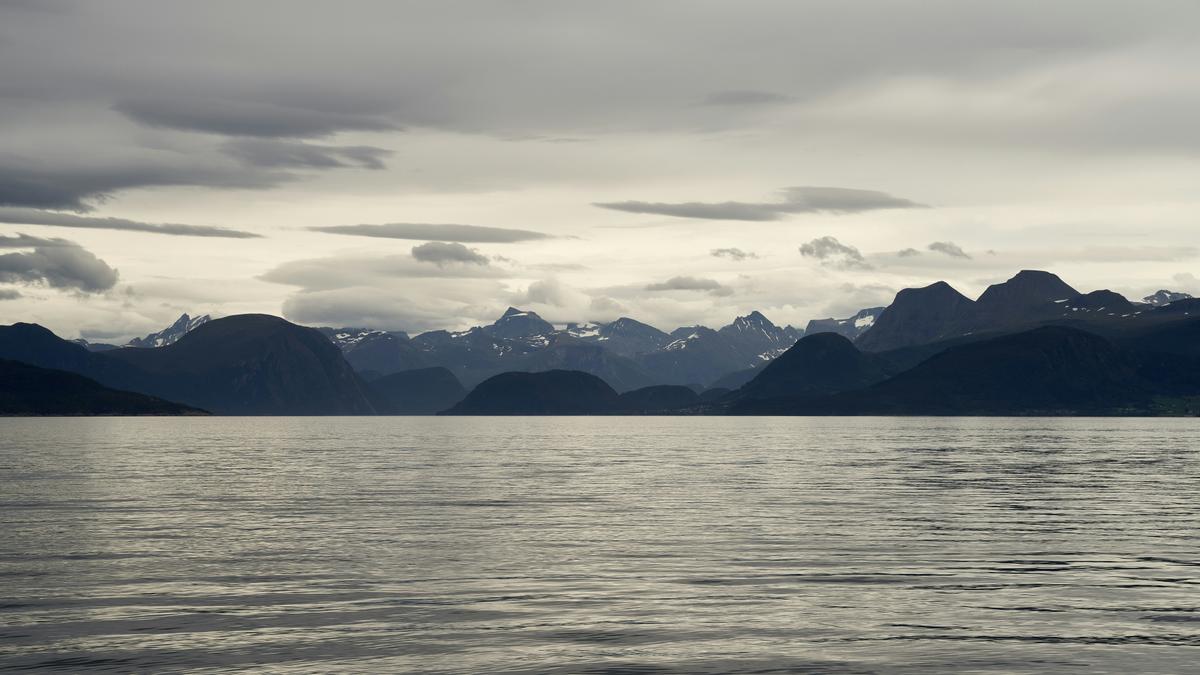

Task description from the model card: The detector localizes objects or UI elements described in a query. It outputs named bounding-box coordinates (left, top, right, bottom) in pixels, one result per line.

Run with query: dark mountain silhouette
left=0, top=323, right=137, bottom=386
left=735, top=332, right=892, bottom=401
left=742, top=326, right=1153, bottom=415
left=1119, top=315, right=1200, bottom=358
left=0, top=358, right=206, bottom=416
left=973, top=270, right=1078, bottom=324
left=856, top=281, right=977, bottom=352
left=443, top=369, right=621, bottom=415
left=804, top=307, right=885, bottom=341
left=618, top=384, right=701, bottom=412
left=102, top=315, right=378, bottom=415
left=1063, top=289, right=1136, bottom=315
left=369, top=366, right=466, bottom=414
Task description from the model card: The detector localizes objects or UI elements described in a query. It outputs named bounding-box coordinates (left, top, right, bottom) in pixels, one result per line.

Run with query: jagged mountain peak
left=126, top=312, right=211, bottom=349
left=725, top=310, right=776, bottom=331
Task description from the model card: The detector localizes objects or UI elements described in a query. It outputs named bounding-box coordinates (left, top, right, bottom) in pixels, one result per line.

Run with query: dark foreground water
left=1, top=417, right=1198, bottom=673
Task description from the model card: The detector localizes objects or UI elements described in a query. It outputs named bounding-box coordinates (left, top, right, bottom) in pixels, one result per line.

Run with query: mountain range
left=1, top=270, right=1197, bottom=416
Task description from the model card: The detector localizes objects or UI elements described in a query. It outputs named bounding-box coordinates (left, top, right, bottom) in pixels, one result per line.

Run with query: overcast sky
left=2, top=0, right=1199, bottom=340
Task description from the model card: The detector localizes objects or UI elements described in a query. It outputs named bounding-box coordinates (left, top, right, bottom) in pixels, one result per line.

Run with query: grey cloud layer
left=596, top=187, right=926, bottom=221
left=0, top=157, right=281, bottom=211
left=411, top=241, right=490, bottom=266
left=0, top=234, right=118, bottom=292
left=310, top=223, right=553, bottom=243
left=645, top=276, right=733, bottom=297
left=0, top=207, right=260, bottom=238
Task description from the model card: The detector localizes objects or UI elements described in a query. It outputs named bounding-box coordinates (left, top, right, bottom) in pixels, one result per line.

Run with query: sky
left=1, top=0, right=1199, bottom=341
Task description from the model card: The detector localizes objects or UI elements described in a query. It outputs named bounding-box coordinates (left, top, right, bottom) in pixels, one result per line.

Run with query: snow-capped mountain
left=126, top=313, right=210, bottom=348
left=637, top=312, right=803, bottom=386
left=804, top=307, right=886, bottom=341
left=1143, top=290, right=1193, bottom=306
left=564, top=317, right=670, bottom=356
left=317, top=306, right=803, bottom=388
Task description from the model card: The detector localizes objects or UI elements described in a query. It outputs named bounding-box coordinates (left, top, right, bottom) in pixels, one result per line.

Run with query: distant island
left=1, top=270, right=1198, bottom=416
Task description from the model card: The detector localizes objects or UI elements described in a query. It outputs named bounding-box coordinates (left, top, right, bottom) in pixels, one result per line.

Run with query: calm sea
left=1, top=417, right=1198, bottom=673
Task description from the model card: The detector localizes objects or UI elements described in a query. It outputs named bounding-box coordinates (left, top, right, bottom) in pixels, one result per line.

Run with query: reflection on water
left=1, top=416, right=1198, bottom=673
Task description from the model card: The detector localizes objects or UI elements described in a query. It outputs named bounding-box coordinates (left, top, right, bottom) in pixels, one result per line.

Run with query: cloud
left=280, top=285, right=502, bottom=333
left=411, top=241, right=490, bottom=266
left=896, top=247, right=922, bottom=257
left=517, top=278, right=575, bottom=307
left=702, top=90, right=793, bottom=106
left=222, top=139, right=390, bottom=170
left=799, top=236, right=871, bottom=269
left=928, top=241, right=972, bottom=258
left=310, top=222, right=553, bottom=243
left=0, top=288, right=20, bottom=300
left=645, top=275, right=733, bottom=297
left=0, top=234, right=119, bottom=292
left=263, top=251, right=510, bottom=330
left=595, top=186, right=926, bottom=221
left=261, top=251, right=502, bottom=290
left=711, top=247, right=759, bottom=261
left=0, top=207, right=260, bottom=238
left=0, top=157, right=283, bottom=211
left=114, top=98, right=398, bottom=138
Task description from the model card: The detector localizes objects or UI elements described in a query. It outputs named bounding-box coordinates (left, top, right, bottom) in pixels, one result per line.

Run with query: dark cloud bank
left=0, top=234, right=118, bottom=292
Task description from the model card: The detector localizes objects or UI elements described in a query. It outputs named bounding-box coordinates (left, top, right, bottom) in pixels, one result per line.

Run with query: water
left=1, top=417, right=1198, bottom=673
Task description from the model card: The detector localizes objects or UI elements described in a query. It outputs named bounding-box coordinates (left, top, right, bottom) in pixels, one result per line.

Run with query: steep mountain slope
left=103, top=314, right=378, bottom=415
left=734, top=332, right=892, bottom=401
left=369, top=367, right=466, bottom=414
left=856, top=281, right=977, bottom=352
left=443, top=369, right=621, bottom=415
left=0, top=358, right=206, bottom=416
